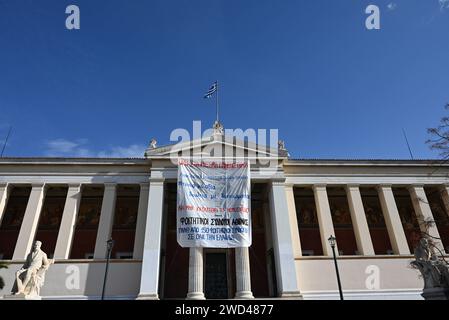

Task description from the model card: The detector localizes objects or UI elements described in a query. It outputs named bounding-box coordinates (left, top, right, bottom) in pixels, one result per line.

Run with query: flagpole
left=216, top=81, right=219, bottom=123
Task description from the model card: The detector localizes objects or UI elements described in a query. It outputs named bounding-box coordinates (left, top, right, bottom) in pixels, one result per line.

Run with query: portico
left=138, top=132, right=301, bottom=299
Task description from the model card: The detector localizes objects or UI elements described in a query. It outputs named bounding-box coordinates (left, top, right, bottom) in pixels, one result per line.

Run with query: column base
left=3, top=293, right=41, bottom=300
left=136, top=293, right=159, bottom=300
left=280, top=291, right=303, bottom=299
left=234, top=291, right=254, bottom=299
left=186, top=292, right=206, bottom=300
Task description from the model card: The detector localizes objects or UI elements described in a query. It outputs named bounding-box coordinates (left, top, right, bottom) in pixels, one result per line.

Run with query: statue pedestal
left=2, top=293, right=42, bottom=300
left=422, top=288, right=449, bottom=300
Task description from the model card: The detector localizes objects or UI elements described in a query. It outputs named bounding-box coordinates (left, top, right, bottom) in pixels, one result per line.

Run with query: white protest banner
left=177, top=158, right=251, bottom=248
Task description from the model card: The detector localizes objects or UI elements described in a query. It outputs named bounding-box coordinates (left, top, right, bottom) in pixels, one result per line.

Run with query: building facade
left=0, top=131, right=448, bottom=300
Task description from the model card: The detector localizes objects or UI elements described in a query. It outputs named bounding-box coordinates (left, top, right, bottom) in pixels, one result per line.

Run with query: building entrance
left=204, top=251, right=229, bottom=299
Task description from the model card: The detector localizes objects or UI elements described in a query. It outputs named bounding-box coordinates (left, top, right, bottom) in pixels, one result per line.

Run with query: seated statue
left=412, top=238, right=449, bottom=291
left=11, top=241, right=54, bottom=298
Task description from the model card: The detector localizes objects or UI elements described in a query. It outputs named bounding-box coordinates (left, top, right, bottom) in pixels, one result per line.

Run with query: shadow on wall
left=84, top=261, right=141, bottom=299
left=31, top=261, right=142, bottom=299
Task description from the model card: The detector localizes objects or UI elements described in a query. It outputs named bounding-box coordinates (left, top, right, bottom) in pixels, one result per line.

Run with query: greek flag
left=204, top=82, right=217, bottom=99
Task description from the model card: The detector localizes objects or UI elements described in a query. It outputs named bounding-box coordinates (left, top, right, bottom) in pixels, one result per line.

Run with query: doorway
left=204, top=251, right=230, bottom=299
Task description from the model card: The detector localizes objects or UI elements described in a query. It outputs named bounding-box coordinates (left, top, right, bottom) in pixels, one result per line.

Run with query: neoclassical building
left=0, top=129, right=448, bottom=300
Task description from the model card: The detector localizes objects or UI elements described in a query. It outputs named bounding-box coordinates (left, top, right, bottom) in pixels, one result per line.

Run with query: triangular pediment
left=144, top=133, right=288, bottom=160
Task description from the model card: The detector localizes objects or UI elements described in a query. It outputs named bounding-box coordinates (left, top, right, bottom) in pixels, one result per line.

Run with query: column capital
left=150, top=169, right=166, bottom=181
left=0, top=183, right=8, bottom=189
left=31, top=183, right=46, bottom=188
left=407, top=184, right=424, bottom=190
left=67, top=183, right=82, bottom=189
left=377, top=184, right=392, bottom=189
left=270, top=178, right=286, bottom=186
left=103, top=183, right=117, bottom=189
left=313, top=184, right=327, bottom=190
left=149, top=177, right=165, bottom=184
left=346, top=184, right=360, bottom=189
left=284, top=183, right=295, bottom=189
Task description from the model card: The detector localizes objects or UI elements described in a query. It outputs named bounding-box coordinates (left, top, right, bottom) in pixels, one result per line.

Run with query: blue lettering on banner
left=176, top=159, right=252, bottom=248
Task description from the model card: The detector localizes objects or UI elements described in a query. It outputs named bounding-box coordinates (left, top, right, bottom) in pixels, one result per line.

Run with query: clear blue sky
left=0, top=0, right=448, bottom=159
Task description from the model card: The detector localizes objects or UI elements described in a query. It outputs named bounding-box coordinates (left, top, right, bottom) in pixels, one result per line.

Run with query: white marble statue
left=150, top=138, right=157, bottom=149
left=11, top=241, right=54, bottom=298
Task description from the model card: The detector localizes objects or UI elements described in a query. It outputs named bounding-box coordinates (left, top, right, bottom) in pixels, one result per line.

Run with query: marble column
left=137, top=177, right=165, bottom=300
left=285, top=184, right=302, bottom=257
left=377, top=185, right=410, bottom=254
left=313, top=184, right=337, bottom=256
left=409, top=185, right=445, bottom=253
left=268, top=180, right=302, bottom=298
left=235, top=247, right=254, bottom=299
left=0, top=183, right=10, bottom=226
left=94, top=183, right=117, bottom=259
left=133, top=183, right=150, bottom=259
left=13, top=183, right=46, bottom=260
left=345, top=185, right=375, bottom=255
left=54, top=184, right=82, bottom=259
left=186, top=247, right=206, bottom=300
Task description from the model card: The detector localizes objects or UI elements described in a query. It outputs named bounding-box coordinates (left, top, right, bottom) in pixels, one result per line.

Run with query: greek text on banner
left=176, top=159, right=251, bottom=248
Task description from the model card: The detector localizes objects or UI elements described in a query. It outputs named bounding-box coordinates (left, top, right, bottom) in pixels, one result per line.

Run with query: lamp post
left=328, top=235, right=343, bottom=300
left=101, top=238, right=115, bottom=300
